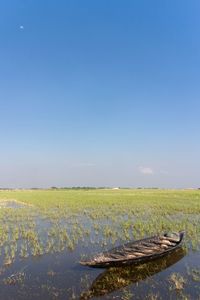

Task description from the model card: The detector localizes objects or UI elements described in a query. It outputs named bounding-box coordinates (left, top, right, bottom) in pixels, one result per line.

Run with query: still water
left=0, top=205, right=199, bottom=299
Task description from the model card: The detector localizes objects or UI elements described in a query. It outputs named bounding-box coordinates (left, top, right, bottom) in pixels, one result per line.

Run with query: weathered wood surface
left=80, top=231, right=185, bottom=268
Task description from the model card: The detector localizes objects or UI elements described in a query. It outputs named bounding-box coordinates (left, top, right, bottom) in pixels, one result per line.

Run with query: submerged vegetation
left=0, top=189, right=199, bottom=299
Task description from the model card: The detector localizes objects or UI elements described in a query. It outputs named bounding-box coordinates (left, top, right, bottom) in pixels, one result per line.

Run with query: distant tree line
left=50, top=186, right=109, bottom=190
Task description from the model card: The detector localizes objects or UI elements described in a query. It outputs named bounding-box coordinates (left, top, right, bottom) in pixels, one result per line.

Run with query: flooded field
left=0, top=189, right=199, bottom=299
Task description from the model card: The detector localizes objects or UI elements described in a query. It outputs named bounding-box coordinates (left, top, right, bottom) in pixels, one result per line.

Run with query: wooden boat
left=80, top=231, right=185, bottom=268
left=80, top=248, right=185, bottom=299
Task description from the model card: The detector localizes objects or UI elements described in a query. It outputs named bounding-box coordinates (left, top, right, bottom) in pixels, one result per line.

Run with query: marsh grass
left=0, top=189, right=199, bottom=261
left=0, top=189, right=199, bottom=298
left=169, top=272, right=186, bottom=291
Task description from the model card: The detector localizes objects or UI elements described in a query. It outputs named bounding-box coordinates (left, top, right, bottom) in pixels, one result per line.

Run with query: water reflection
left=81, top=248, right=185, bottom=299
left=0, top=200, right=26, bottom=209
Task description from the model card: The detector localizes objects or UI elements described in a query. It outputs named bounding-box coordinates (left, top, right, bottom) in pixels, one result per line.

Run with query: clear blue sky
left=1, top=0, right=200, bottom=188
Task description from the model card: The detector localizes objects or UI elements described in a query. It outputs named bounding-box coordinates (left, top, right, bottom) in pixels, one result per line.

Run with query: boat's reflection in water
left=80, top=248, right=185, bottom=299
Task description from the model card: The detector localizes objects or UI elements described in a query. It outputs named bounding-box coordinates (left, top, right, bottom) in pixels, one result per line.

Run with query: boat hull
left=80, top=231, right=185, bottom=268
